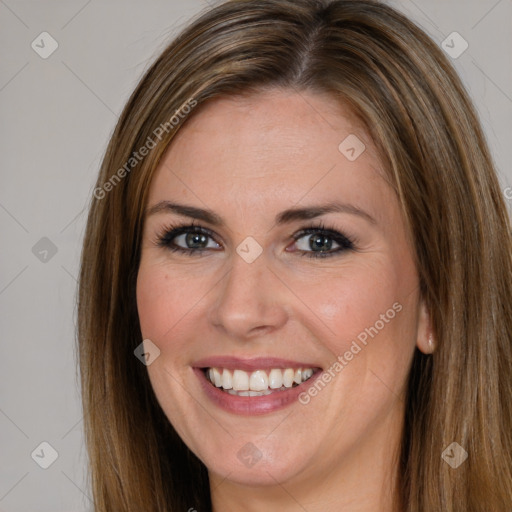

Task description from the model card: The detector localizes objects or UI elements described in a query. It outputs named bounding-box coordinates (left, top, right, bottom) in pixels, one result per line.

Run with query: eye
left=154, top=223, right=221, bottom=256
left=289, top=223, right=356, bottom=258
left=154, top=221, right=356, bottom=259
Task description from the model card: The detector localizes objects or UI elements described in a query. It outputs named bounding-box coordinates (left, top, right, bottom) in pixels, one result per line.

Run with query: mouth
left=203, top=367, right=316, bottom=396
left=193, top=357, right=323, bottom=415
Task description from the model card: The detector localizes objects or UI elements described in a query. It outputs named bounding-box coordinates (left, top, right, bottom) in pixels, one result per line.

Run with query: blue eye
left=290, top=226, right=355, bottom=258
left=155, top=224, right=221, bottom=256
left=155, top=222, right=356, bottom=258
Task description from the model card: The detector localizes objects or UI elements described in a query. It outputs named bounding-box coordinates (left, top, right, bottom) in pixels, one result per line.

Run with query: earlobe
left=417, top=299, right=435, bottom=354
left=426, top=332, right=435, bottom=353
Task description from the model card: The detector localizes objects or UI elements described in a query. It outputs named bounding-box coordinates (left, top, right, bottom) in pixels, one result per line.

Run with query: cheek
left=137, top=265, right=187, bottom=350
left=136, top=263, right=203, bottom=342
left=289, top=254, right=418, bottom=381
left=293, top=260, right=401, bottom=335
left=136, top=266, right=169, bottom=340
left=135, top=265, right=197, bottom=416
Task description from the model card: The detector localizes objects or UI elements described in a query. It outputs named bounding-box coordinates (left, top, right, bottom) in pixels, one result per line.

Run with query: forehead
left=148, top=89, right=390, bottom=222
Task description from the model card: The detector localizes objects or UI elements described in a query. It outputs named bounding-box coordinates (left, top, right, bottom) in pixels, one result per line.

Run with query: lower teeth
left=222, top=385, right=298, bottom=396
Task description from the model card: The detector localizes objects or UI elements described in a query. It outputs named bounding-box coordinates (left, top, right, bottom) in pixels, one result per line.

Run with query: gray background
left=1, top=0, right=511, bottom=510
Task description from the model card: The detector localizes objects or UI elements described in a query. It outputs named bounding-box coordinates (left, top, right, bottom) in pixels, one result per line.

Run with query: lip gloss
left=194, top=367, right=322, bottom=415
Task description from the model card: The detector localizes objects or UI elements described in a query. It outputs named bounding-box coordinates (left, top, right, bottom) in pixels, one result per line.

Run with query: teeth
left=302, top=368, right=313, bottom=380
left=283, top=368, right=294, bottom=387
left=249, top=370, right=268, bottom=391
left=213, top=368, right=222, bottom=387
left=222, top=369, right=232, bottom=389
left=269, top=368, right=283, bottom=389
left=205, top=366, right=316, bottom=394
left=230, top=389, right=274, bottom=397
left=232, top=369, right=249, bottom=391
left=227, top=387, right=288, bottom=396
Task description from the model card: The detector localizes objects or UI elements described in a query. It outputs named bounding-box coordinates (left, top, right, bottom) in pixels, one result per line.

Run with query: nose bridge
left=209, top=248, right=288, bottom=339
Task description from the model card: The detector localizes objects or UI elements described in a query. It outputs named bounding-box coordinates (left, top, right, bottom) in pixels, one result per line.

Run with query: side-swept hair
left=77, top=1, right=512, bottom=510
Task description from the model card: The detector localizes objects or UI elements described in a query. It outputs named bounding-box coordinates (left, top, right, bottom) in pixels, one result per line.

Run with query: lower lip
left=194, top=368, right=322, bottom=415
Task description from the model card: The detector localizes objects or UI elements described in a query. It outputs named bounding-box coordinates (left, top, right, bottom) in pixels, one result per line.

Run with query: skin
left=136, top=88, right=433, bottom=512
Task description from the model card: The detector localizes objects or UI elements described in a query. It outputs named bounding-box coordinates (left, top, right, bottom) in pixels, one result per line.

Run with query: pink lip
left=193, top=365, right=323, bottom=416
left=193, top=356, right=321, bottom=372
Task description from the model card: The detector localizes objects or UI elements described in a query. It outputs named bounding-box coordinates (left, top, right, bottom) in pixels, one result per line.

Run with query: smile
left=193, top=356, right=323, bottom=414
left=204, top=367, right=316, bottom=396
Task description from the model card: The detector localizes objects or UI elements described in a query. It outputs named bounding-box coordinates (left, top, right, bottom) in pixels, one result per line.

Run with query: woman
left=77, top=0, right=512, bottom=510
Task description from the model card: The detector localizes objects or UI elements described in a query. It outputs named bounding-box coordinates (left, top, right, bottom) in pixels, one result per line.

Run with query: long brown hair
left=77, top=0, right=512, bottom=510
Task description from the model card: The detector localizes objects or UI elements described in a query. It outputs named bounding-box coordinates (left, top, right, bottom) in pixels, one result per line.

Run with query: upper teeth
left=206, top=367, right=315, bottom=391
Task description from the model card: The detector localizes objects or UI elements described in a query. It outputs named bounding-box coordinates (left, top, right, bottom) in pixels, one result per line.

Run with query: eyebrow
left=145, top=200, right=376, bottom=226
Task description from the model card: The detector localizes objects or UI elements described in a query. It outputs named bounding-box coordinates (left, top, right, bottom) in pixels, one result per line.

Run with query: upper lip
left=193, top=356, right=322, bottom=372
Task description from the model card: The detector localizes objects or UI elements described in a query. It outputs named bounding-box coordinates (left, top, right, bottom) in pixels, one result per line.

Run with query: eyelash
left=153, top=221, right=357, bottom=259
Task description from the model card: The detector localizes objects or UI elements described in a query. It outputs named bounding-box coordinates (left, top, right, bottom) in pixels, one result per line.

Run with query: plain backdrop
left=1, top=0, right=511, bottom=510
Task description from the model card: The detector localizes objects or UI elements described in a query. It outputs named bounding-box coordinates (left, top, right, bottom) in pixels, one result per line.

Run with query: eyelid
left=291, top=224, right=354, bottom=244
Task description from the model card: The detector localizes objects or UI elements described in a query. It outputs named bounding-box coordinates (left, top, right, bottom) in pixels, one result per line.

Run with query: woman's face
left=137, top=89, right=429, bottom=489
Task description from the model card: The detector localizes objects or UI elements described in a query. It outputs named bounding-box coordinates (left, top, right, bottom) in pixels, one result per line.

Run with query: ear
left=416, top=297, right=435, bottom=354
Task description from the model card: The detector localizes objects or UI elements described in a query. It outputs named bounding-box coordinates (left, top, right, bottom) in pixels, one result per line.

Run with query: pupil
left=310, top=235, right=332, bottom=251
left=186, top=233, right=207, bottom=248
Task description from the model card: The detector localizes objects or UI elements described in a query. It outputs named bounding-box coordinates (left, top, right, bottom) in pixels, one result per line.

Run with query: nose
left=208, top=249, right=289, bottom=341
